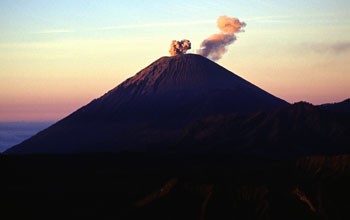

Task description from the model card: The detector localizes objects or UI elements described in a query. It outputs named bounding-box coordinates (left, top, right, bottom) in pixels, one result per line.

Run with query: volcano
left=5, top=54, right=288, bottom=154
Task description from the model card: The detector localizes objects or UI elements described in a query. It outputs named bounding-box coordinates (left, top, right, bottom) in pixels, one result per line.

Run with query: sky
left=0, top=0, right=349, bottom=122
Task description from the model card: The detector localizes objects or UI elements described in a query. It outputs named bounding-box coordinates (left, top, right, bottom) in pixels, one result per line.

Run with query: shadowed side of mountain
left=5, top=54, right=288, bottom=154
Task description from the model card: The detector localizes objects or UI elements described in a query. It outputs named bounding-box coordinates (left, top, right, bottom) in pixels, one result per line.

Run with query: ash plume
left=169, top=39, right=191, bottom=56
left=198, top=16, right=246, bottom=61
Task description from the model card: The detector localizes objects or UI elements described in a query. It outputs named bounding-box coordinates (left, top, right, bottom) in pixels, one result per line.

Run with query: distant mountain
left=5, top=54, right=288, bottom=154
left=172, top=102, right=350, bottom=158
left=318, top=98, right=350, bottom=113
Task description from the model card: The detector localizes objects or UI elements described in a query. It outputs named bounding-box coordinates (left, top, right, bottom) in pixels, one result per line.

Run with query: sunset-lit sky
left=1, top=0, right=349, bottom=122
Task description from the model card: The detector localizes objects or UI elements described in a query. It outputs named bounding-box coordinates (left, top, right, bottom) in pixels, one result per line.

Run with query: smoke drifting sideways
left=169, top=40, right=191, bottom=56
left=198, top=16, right=246, bottom=61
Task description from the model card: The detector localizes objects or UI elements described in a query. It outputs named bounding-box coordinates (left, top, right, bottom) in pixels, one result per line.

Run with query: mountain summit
left=6, top=54, right=288, bottom=154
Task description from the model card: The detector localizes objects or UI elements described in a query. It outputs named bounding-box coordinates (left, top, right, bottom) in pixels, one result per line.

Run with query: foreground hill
left=2, top=153, right=350, bottom=220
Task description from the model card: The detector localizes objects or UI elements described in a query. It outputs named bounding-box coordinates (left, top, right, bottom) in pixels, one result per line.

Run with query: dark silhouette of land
left=318, top=99, right=350, bottom=113
left=2, top=152, right=350, bottom=219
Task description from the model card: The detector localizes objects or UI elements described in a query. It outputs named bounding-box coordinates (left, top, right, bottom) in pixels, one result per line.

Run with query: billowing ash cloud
left=198, top=33, right=236, bottom=59
left=169, top=39, right=191, bottom=56
left=198, top=16, right=246, bottom=61
left=217, top=15, right=246, bottom=33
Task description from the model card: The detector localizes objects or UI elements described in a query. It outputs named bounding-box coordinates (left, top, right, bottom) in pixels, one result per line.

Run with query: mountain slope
left=5, top=54, right=288, bottom=154
left=318, top=98, right=350, bottom=113
left=173, top=102, right=350, bottom=158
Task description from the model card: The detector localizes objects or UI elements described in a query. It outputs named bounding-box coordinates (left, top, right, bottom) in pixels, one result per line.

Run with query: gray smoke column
left=198, top=16, right=246, bottom=61
left=169, top=39, right=191, bottom=56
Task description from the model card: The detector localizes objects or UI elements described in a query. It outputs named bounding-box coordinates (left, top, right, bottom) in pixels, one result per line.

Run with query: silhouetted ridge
left=176, top=102, right=350, bottom=158
left=318, top=98, right=350, bottom=113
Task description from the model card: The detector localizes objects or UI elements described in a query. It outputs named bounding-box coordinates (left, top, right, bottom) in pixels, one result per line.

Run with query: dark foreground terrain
left=2, top=153, right=350, bottom=220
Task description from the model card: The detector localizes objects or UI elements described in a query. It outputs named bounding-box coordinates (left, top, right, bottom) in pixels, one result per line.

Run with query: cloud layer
left=303, top=41, right=350, bottom=54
